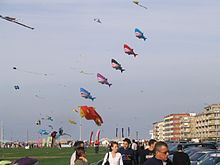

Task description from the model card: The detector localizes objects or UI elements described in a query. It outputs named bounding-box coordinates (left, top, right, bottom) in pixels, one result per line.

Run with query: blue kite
left=38, top=129, right=49, bottom=136
left=135, top=28, right=147, bottom=41
left=80, top=88, right=96, bottom=101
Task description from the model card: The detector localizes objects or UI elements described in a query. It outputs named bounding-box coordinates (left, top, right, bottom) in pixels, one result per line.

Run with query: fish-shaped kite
left=38, top=129, right=49, bottom=135
left=124, top=44, right=138, bottom=57
left=135, top=28, right=147, bottom=41
left=97, top=73, right=112, bottom=87
left=111, top=59, right=125, bottom=73
left=68, top=119, right=77, bottom=125
left=79, top=106, right=103, bottom=126
left=132, top=0, right=147, bottom=10
left=80, top=88, right=96, bottom=101
left=0, top=15, right=34, bottom=30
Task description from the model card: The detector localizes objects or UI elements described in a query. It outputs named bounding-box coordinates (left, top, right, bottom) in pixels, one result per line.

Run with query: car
left=190, top=150, right=217, bottom=165
left=198, top=152, right=220, bottom=165
left=183, top=143, right=217, bottom=150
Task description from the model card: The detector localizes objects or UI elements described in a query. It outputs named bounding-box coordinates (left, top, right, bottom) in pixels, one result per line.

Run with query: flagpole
left=0, top=121, right=3, bottom=148
left=79, top=117, right=82, bottom=141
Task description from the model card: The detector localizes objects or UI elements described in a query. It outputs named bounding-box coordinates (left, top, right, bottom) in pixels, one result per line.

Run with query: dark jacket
left=173, top=151, right=190, bottom=165
left=143, top=156, right=173, bottom=165
left=119, top=147, right=134, bottom=165
left=139, top=149, right=155, bottom=165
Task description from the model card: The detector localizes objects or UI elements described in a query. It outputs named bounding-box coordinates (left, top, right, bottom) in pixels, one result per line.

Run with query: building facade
left=195, top=104, right=220, bottom=141
left=163, top=113, right=190, bottom=141
left=153, top=121, right=164, bottom=141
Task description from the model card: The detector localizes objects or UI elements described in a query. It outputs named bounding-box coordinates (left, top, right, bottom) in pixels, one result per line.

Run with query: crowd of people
left=70, top=138, right=191, bottom=165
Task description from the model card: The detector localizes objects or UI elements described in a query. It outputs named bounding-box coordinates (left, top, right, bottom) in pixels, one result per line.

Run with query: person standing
left=102, top=141, right=123, bottom=165
left=74, top=147, right=88, bottom=165
left=119, top=138, right=135, bottom=165
left=173, top=144, right=190, bottom=165
left=139, top=139, right=157, bottom=164
left=143, top=141, right=172, bottom=165
left=131, top=140, right=138, bottom=165
left=70, top=141, right=84, bottom=165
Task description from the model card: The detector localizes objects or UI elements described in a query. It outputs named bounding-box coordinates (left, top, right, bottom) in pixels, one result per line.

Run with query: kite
left=48, top=125, right=53, bottom=130
left=73, top=108, right=79, bottom=113
left=50, top=131, right=57, bottom=138
left=46, top=116, right=53, bottom=121
left=0, top=15, right=34, bottom=30
left=124, top=44, right=138, bottom=57
left=13, top=66, right=48, bottom=76
left=111, top=59, right=125, bottom=73
left=135, top=28, right=147, bottom=41
left=35, top=94, right=45, bottom=99
left=14, top=85, right=20, bottom=90
left=97, top=73, right=112, bottom=87
left=80, top=70, right=94, bottom=75
left=94, top=18, right=102, bottom=24
left=132, top=0, right=147, bottom=10
left=80, top=88, right=96, bottom=101
left=95, top=129, right=101, bottom=145
left=90, top=131, right=94, bottom=145
left=68, top=119, right=77, bottom=125
left=79, top=106, right=103, bottom=126
left=57, top=127, right=71, bottom=138
left=38, top=129, right=49, bottom=135
left=36, top=120, right=41, bottom=126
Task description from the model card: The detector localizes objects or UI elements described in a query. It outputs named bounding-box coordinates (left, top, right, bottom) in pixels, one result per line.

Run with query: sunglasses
left=159, top=150, right=169, bottom=154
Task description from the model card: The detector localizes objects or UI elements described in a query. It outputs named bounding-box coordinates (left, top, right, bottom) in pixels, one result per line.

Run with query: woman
left=102, top=141, right=123, bottom=165
left=74, top=147, right=88, bottom=165
left=70, top=141, right=84, bottom=165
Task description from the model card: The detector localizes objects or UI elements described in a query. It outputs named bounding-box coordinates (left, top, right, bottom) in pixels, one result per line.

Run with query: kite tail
left=120, top=68, right=125, bottom=73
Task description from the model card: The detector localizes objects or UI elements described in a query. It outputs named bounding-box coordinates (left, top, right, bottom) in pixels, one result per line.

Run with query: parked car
left=197, top=151, right=220, bottom=165
left=190, top=150, right=217, bottom=165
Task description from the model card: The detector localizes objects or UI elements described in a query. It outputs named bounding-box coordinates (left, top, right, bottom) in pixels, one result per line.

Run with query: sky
left=0, top=0, right=220, bottom=141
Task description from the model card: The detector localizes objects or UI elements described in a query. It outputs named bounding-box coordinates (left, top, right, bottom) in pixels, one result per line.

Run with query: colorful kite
left=68, top=119, right=77, bottom=125
left=97, top=73, right=112, bottom=87
left=38, top=129, right=49, bottom=136
left=79, top=106, right=103, bottom=126
left=135, top=28, right=147, bottom=41
left=80, top=88, right=96, bottom=101
left=0, top=15, right=34, bottom=30
left=124, top=44, right=138, bottom=57
left=111, top=59, right=125, bottom=73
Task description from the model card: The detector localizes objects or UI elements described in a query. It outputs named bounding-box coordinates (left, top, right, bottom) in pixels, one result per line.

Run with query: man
left=139, top=139, right=157, bottom=164
left=143, top=141, right=172, bottom=165
left=131, top=139, right=138, bottom=164
left=119, top=138, right=135, bottom=165
left=173, top=144, right=190, bottom=165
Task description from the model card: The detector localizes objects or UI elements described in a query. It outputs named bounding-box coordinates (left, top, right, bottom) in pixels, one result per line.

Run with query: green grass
left=0, top=147, right=106, bottom=165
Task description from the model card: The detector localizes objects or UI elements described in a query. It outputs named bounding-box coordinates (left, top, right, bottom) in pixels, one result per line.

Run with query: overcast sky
left=0, top=0, right=220, bottom=141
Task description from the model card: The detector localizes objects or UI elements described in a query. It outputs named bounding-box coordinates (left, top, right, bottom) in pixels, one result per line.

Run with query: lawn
left=0, top=147, right=107, bottom=165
